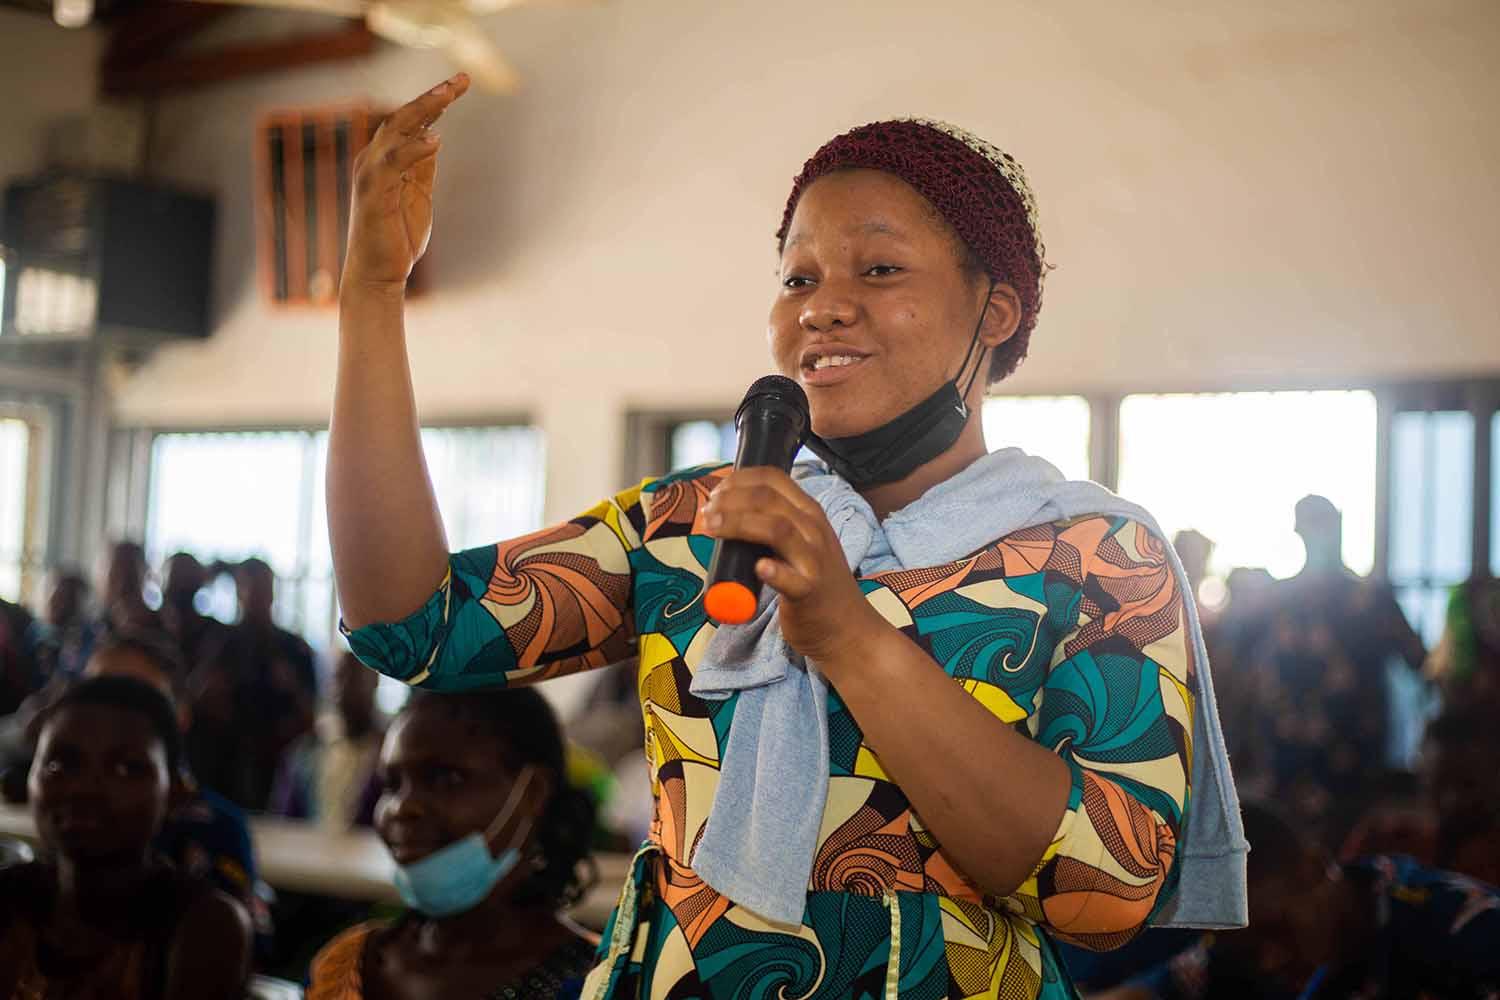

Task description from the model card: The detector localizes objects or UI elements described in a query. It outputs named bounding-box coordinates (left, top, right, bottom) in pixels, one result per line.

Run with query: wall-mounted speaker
left=1, top=173, right=216, bottom=343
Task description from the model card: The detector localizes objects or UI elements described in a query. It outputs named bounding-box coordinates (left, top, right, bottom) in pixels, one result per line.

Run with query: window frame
left=124, top=415, right=540, bottom=652
left=629, top=375, right=1500, bottom=594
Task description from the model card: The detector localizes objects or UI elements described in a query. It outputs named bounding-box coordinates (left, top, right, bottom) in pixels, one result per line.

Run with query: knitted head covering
left=776, top=118, right=1048, bottom=382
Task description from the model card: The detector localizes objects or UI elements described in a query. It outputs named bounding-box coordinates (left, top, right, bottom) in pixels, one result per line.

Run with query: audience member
left=158, top=552, right=230, bottom=677
left=1170, top=529, right=1214, bottom=612
left=81, top=631, right=264, bottom=914
left=96, top=540, right=163, bottom=637
left=188, top=557, right=317, bottom=808
left=1090, top=801, right=1500, bottom=1000
left=0, top=596, right=39, bottom=716
left=1234, top=495, right=1426, bottom=846
left=306, top=687, right=598, bottom=999
left=0, top=676, right=252, bottom=998
left=1426, top=576, right=1500, bottom=712
left=32, top=569, right=91, bottom=683
left=269, top=649, right=384, bottom=831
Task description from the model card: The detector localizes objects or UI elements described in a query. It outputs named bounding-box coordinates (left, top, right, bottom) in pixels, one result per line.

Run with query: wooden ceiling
left=0, top=0, right=375, bottom=95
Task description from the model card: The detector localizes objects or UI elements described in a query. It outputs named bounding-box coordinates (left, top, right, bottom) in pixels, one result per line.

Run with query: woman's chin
left=810, top=409, right=887, bottom=441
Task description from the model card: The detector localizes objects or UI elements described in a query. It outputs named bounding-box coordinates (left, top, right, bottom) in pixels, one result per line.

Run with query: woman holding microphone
left=328, top=73, right=1244, bottom=999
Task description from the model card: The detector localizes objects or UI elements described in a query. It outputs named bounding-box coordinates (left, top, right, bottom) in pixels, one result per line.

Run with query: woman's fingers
left=386, top=135, right=441, bottom=174
left=385, top=72, right=471, bottom=138
left=756, top=556, right=814, bottom=600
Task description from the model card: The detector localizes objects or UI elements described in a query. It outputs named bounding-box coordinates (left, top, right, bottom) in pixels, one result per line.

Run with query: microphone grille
left=738, top=375, right=809, bottom=419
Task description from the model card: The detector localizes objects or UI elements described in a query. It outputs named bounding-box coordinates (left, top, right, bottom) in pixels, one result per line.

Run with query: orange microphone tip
left=705, top=581, right=757, bottom=625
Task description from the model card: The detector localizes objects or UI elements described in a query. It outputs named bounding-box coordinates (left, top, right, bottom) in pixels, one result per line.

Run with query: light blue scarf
left=687, top=448, right=1248, bottom=927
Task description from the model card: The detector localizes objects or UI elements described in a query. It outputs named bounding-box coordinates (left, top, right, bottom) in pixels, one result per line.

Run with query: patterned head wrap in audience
left=776, top=118, right=1048, bottom=382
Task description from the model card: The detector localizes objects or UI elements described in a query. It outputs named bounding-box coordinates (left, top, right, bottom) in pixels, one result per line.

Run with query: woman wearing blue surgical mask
left=306, top=688, right=598, bottom=999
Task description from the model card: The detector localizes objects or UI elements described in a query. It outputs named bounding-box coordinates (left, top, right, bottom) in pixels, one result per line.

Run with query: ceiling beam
left=101, top=17, right=375, bottom=96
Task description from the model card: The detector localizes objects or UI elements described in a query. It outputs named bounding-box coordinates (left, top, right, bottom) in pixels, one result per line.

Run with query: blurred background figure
left=1089, top=801, right=1500, bottom=1000
left=1426, top=576, right=1500, bottom=714
left=188, top=557, right=318, bottom=810
left=94, top=540, right=162, bottom=639
left=1171, top=529, right=1215, bottom=612
left=270, top=649, right=384, bottom=831
left=158, top=552, right=229, bottom=679
left=1232, top=496, right=1429, bottom=848
left=33, top=569, right=91, bottom=684
left=0, top=596, right=37, bottom=718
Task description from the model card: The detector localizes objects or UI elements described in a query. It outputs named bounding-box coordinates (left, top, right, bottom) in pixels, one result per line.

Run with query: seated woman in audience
left=0, top=675, right=253, bottom=999
left=82, top=631, right=266, bottom=917
left=1089, top=801, right=1500, bottom=1000
left=307, top=686, right=597, bottom=999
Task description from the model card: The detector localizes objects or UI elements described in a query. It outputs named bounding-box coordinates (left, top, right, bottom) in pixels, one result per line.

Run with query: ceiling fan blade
left=441, top=17, right=522, bottom=93
left=190, top=0, right=371, bottom=19
left=464, top=0, right=604, bottom=15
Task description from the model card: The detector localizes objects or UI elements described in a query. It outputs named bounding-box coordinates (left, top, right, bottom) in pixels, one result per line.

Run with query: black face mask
left=805, top=281, right=993, bottom=487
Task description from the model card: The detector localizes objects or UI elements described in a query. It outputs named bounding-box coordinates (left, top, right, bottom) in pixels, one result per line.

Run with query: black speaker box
left=1, top=173, right=215, bottom=343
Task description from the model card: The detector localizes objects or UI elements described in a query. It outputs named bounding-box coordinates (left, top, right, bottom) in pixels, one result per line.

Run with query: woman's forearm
left=327, top=282, right=450, bottom=628
left=818, top=624, right=1072, bottom=897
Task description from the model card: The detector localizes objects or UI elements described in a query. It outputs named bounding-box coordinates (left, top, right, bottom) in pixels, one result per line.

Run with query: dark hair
left=402, top=688, right=597, bottom=909
left=42, top=675, right=184, bottom=776
left=1240, top=800, right=1318, bottom=886
left=90, top=630, right=190, bottom=701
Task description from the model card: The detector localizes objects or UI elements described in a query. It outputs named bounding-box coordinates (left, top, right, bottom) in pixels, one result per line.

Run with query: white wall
left=0, top=12, right=101, bottom=185
left=5, top=1, right=1498, bottom=521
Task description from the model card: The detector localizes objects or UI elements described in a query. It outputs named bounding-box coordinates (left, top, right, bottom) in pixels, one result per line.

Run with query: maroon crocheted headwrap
left=776, top=118, right=1047, bottom=382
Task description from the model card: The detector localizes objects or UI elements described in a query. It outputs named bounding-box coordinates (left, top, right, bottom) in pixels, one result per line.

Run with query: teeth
left=812, top=355, right=860, bottom=370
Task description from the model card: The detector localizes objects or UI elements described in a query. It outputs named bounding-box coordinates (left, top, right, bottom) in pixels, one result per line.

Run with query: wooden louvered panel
left=255, top=105, right=414, bottom=307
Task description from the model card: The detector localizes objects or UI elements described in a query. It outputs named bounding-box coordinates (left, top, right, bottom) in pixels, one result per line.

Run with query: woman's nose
left=799, top=281, right=857, bottom=332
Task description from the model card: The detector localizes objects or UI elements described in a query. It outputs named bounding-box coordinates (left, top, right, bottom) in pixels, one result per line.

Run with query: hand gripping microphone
left=702, top=375, right=811, bottom=625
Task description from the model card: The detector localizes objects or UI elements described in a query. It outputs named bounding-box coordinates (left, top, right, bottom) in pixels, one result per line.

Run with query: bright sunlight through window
left=1118, top=391, right=1377, bottom=582
left=0, top=419, right=27, bottom=601
left=982, top=396, right=1091, bottom=482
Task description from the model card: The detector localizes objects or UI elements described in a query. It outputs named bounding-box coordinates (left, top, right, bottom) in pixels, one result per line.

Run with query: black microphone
left=703, top=375, right=811, bottom=625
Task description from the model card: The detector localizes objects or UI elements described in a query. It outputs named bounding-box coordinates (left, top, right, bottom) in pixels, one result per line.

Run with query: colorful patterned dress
left=344, top=465, right=1195, bottom=1000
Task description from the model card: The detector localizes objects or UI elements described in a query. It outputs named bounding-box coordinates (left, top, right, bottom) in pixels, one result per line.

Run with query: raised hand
left=342, top=73, right=471, bottom=293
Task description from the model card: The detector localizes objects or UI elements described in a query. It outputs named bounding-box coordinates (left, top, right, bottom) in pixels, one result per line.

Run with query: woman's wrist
left=812, top=606, right=904, bottom=685
left=339, top=273, right=407, bottom=307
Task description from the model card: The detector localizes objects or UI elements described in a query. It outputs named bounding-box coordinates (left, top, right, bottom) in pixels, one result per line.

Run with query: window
left=669, top=420, right=737, bottom=471
left=1387, top=410, right=1475, bottom=646
left=1493, top=411, right=1499, bottom=576
left=981, top=395, right=1091, bottom=482
left=1117, top=391, right=1378, bottom=587
left=0, top=419, right=27, bottom=600
left=145, top=425, right=545, bottom=658
left=660, top=396, right=1093, bottom=482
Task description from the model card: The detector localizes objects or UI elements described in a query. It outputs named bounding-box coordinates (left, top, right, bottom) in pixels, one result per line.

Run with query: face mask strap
left=952, top=277, right=996, bottom=419
left=483, top=764, right=537, bottom=855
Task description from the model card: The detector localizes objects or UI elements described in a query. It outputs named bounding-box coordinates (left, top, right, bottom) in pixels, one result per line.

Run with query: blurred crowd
left=1068, top=496, right=1500, bottom=999
left=0, top=496, right=1497, bottom=997
left=0, top=542, right=641, bottom=997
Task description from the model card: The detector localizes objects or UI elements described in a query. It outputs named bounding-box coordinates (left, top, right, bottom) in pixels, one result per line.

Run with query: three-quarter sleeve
left=1003, top=518, right=1194, bottom=951
left=342, top=480, right=650, bottom=691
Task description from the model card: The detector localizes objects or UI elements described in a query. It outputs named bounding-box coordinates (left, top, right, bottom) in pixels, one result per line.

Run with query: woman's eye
left=114, top=761, right=150, bottom=778
left=435, top=767, right=465, bottom=787
left=865, top=264, right=902, bottom=277
left=41, top=759, right=65, bottom=777
left=781, top=274, right=813, bottom=289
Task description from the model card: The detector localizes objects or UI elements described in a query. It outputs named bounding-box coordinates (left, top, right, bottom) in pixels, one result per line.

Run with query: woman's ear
left=981, top=281, right=1022, bottom=349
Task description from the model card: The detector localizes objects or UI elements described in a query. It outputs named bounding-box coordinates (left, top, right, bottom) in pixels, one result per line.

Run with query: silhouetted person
left=187, top=557, right=317, bottom=809
left=1237, top=496, right=1426, bottom=847
left=158, top=552, right=229, bottom=678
